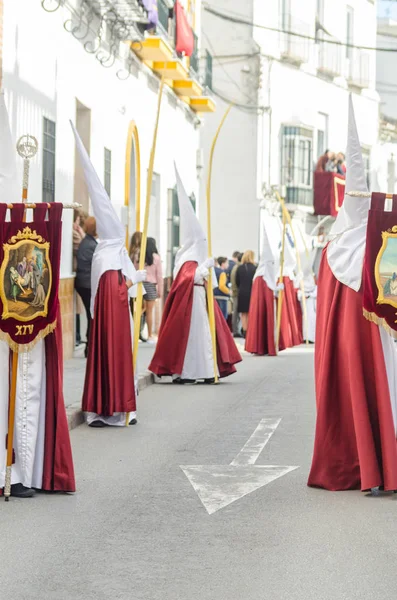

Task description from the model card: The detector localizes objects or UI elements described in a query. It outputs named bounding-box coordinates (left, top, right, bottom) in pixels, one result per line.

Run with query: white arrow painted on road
left=181, top=418, right=299, bottom=515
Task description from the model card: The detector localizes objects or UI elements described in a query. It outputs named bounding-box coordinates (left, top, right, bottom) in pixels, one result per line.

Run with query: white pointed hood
left=71, top=121, right=138, bottom=315
left=174, top=164, right=216, bottom=285
left=255, top=218, right=276, bottom=290
left=330, top=94, right=369, bottom=237
left=0, top=93, right=19, bottom=204
left=327, top=95, right=370, bottom=291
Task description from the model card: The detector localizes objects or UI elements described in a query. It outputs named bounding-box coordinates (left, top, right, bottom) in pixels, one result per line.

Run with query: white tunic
left=0, top=339, right=46, bottom=489
left=300, top=287, right=317, bottom=344
left=175, top=265, right=215, bottom=381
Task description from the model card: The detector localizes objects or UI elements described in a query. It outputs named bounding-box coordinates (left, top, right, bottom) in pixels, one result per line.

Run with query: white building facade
left=201, top=0, right=379, bottom=257
left=1, top=0, right=215, bottom=356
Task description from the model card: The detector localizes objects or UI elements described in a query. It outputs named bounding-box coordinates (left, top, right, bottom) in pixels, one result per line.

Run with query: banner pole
left=4, top=134, right=38, bottom=500
left=127, top=77, right=165, bottom=426
left=276, top=209, right=287, bottom=353
left=206, top=104, right=233, bottom=384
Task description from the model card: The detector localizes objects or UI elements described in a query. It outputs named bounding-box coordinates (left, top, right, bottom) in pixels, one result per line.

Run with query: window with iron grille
left=104, top=148, right=111, bottom=197
left=42, top=118, right=56, bottom=203
left=281, top=125, right=313, bottom=206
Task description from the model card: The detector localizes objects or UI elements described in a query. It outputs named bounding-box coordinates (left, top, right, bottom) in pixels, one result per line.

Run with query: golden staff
left=275, top=209, right=287, bottom=353
left=206, top=103, right=233, bottom=384
left=5, top=134, right=38, bottom=501
left=275, top=192, right=309, bottom=346
left=127, top=77, right=165, bottom=426
left=125, top=121, right=141, bottom=246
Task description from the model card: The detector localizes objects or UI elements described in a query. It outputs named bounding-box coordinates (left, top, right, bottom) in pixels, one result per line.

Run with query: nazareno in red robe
left=149, top=261, right=242, bottom=378
left=82, top=270, right=136, bottom=416
left=308, top=247, right=397, bottom=492
left=245, top=277, right=277, bottom=356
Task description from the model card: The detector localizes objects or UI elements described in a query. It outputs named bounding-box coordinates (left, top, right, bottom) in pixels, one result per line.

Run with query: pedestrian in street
left=143, top=237, right=163, bottom=344
left=72, top=122, right=147, bottom=428
left=0, top=93, right=75, bottom=499
left=230, top=252, right=242, bottom=337
left=73, top=208, right=85, bottom=347
left=245, top=224, right=277, bottom=356
left=75, top=216, right=98, bottom=358
left=308, top=97, right=397, bottom=493
left=149, top=165, right=241, bottom=384
left=129, top=230, right=142, bottom=269
left=235, top=251, right=257, bottom=337
left=214, top=256, right=230, bottom=320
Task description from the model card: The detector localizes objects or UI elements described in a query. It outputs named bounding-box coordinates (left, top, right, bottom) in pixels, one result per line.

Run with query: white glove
left=134, top=269, right=147, bottom=284
left=203, top=257, right=215, bottom=270
left=297, top=290, right=303, bottom=302
left=276, top=282, right=284, bottom=291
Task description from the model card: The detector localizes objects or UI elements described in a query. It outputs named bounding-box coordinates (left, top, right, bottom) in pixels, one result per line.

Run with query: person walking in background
left=144, top=237, right=163, bottom=344
left=214, top=257, right=231, bottom=320
left=236, top=250, right=256, bottom=337
left=73, top=208, right=85, bottom=347
left=129, top=230, right=142, bottom=269
left=75, top=216, right=98, bottom=358
left=230, top=252, right=242, bottom=337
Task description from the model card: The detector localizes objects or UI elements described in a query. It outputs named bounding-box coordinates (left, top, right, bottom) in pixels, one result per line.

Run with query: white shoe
left=147, top=337, right=157, bottom=345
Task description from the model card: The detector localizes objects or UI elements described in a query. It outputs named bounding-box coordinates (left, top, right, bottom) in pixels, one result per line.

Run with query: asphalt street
left=1, top=346, right=397, bottom=600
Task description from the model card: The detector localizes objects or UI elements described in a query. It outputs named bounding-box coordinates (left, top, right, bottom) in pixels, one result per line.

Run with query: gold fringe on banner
left=0, top=320, right=57, bottom=353
left=362, top=309, right=397, bottom=340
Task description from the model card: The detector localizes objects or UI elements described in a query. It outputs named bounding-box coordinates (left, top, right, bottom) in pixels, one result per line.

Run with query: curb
left=66, top=371, right=155, bottom=431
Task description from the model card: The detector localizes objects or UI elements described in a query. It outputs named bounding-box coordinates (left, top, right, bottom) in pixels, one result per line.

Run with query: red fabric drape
left=279, top=277, right=303, bottom=349
left=42, top=309, right=75, bottom=492
left=82, top=270, right=136, bottom=416
left=313, top=172, right=345, bottom=216
left=363, top=192, right=397, bottom=332
left=245, top=277, right=276, bottom=356
left=175, top=0, right=194, bottom=56
left=149, top=261, right=241, bottom=378
left=308, top=248, right=397, bottom=491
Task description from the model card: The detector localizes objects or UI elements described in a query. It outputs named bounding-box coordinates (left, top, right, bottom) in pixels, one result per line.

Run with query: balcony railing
left=317, top=39, right=342, bottom=78
left=348, top=49, right=370, bottom=89
left=280, top=14, right=311, bottom=65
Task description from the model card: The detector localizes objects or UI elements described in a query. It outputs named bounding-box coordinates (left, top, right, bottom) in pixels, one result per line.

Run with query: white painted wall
left=201, top=0, right=380, bottom=258
left=2, top=0, right=201, bottom=278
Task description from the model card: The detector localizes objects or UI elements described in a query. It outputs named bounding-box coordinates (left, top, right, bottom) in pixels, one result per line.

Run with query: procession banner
left=362, top=192, right=397, bottom=334
left=0, top=203, right=63, bottom=351
left=313, top=172, right=345, bottom=216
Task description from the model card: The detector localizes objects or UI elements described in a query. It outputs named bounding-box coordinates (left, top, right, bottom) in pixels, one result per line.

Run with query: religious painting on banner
left=363, top=193, right=397, bottom=334
left=0, top=203, right=63, bottom=351
left=313, top=172, right=345, bottom=216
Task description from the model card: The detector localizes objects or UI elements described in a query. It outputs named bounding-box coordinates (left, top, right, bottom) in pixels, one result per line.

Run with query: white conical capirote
left=330, top=94, right=369, bottom=236
left=174, top=163, right=208, bottom=276
left=255, top=218, right=276, bottom=290
left=70, top=120, right=125, bottom=241
left=0, top=93, right=19, bottom=204
left=71, top=121, right=137, bottom=315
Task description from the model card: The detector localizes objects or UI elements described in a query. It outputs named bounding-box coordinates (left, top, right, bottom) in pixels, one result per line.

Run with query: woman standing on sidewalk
left=236, top=250, right=256, bottom=337
left=144, top=237, right=163, bottom=344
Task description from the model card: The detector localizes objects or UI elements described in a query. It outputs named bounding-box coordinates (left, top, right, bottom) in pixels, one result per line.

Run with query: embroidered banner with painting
left=362, top=193, right=397, bottom=334
left=313, top=172, right=345, bottom=217
left=0, top=203, right=63, bottom=351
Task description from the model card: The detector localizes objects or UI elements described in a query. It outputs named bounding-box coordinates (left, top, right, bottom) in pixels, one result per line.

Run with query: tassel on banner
left=362, top=309, right=397, bottom=340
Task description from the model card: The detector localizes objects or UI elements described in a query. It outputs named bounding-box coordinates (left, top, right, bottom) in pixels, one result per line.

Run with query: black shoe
left=84, top=344, right=88, bottom=358
left=129, top=418, right=138, bottom=425
left=204, top=378, right=215, bottom=385
left=88, top=420, right=108, bottom=428
left=233, top=333, right=243, bottom=339
left=173, top=378, right=196, bottom=385
left=10, top=483, right=35, bottom=498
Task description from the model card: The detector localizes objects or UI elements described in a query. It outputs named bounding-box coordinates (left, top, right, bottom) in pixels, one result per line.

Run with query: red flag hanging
left=313, top=172, right=345, bottom=216
left=362, top=192, right=397, bottom=334
left=175, top=0, right=194, bottom=57
left=0, top=203, right=63, bottom=351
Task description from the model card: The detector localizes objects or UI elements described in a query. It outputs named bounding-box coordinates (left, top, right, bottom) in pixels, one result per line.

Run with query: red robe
left=308, top=248, right=397, bottom=491
left=245, top=277, right=277, bottom=356
left=82, top=270, right=136, bottom=416
left=149, top=261, right=242, bottom=378
left=277, top=277, right=303, bottom=350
